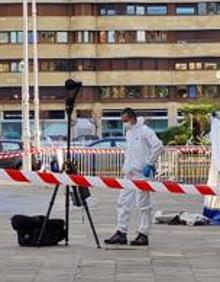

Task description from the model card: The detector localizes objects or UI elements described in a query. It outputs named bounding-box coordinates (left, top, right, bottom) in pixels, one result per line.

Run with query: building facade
left=0, top=0, right=220, bottom=139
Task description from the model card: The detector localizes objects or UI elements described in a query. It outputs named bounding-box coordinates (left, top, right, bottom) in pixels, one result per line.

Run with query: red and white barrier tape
left=178, top=146, right=210, bottom=154
left=0, top=146, right=212, bottom=160
left=0, top=147, right=125, bottom=160
left=0, top=169, right=219, bottom=197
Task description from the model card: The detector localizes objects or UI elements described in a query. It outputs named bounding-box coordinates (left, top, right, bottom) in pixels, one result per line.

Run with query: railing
left=40, top=146, right=211, bottom=184
left=157, top=146, right=211, bottom=184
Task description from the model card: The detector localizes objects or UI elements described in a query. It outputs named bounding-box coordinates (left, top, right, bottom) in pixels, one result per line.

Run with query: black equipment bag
left=11, top=215, right=65, bottom=247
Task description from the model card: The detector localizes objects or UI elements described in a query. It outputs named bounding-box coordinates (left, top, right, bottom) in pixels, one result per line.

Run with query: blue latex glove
left=143, top=164, right=155, bottom=178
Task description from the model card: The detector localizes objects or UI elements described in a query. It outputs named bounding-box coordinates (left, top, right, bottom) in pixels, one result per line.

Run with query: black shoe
left=104, top=231, right=128, bottom=245
left=130, top=233, right=149, bottom=246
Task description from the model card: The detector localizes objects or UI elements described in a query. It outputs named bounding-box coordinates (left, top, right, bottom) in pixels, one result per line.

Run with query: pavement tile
left=0, top=187, right=220, bottom=282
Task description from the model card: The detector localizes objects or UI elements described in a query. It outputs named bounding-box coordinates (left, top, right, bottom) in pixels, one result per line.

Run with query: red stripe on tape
left=195, top=185, right=216, bottom=196
left=70, top=175, right=92, bottom=187
left=5, top=169, right=30, bottom=183
left=162, top=181, right=185, bottom=194
left=37, top=172, right=60, bottom=185
left=101, top=177, right=123, bottom=190
left=133, top=180, right=155, bottom=192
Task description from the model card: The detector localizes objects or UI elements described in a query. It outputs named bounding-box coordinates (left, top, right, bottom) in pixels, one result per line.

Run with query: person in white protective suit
left=104, top=108, right=164, bottom=246
left=203, top=113, right=220, bottom=220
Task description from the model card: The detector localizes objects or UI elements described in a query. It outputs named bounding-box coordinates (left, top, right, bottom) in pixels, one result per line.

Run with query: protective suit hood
left=131, top=116, right=145, bottom=130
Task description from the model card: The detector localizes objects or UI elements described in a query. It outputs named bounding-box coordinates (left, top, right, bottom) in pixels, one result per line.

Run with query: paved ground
left=0, top=185, right=220, bottom=282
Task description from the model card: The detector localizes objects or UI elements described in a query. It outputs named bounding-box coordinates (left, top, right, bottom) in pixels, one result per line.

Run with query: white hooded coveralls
left=117, top=117, right=164, bottom=235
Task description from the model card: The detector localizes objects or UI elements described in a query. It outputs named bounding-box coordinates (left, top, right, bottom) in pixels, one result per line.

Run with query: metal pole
left=32, top=0, right=41, bottom=150
left=22, top=0, right=31, bottom=170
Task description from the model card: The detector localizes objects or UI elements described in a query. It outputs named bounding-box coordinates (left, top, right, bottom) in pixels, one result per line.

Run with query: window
left=11, top=62, right=20, bottom=72
left=204, top=62, right=217, bottom=70
left=203, top=85, right=218, bottom=98
left=77, top=31, right=93, bottom=43
left=217, top=3, right=220, bottom=14
left=116, top=31, right=126, bottom=43
left=198, top=3, right=207, bottom=15
left=102, top=119, right=123, bottom=138
left=97, top=59, right=111, bottom=71
left=99, top=31, right=107, bottom=43
left=99, top=4, right=116, bottom=15
left=207, top=3, right=216, bottom=15
left=77, top=31, right=83, bottom=43
left=127, top=5, right=135, bottom=15
left=126, top=31, right=136, bottom=43
left=57, top=32, right=68, bottom=43
left=84, top=31, right=89, bottom=43
left=126, top=86, right=142, bottom=98
left=54, top=60, right=71, bottom=71
left=156, top=86, right=169, bottom=98
left=177, top=86, right=187, bottom=98
left=108, top=31, right=115, bottom=43
left=0, top=63, right=9, bottom=72
left=0, top=32, right=9, bottom=43
left=39, top=32, right=56, bottom=43
left=147, top=5, right=167, bottom=15
left=126, top=59, right=141, bottom=70
left=176, top=6, right=195, bottom=15
left=175, top=63, right=187, bottom=71
left=28, top=32, right=34, bottom=43
left=142, top=86, right=156, bottom=98
left=40, top=61, right=49, bottom=71
left=11, top=32, right=23, bottom=44
left=92, top=141, right=112, bottom=148
left=112, top=86, right=126, bottom=98
left=40, top=61, right=56, bottom=72
left=106, top=5, right=116, bottom=15
left=146, top=31, right=167, bottom=42
left=189, top=62, right=202, bottom=70
left=1, top=142, right=21, bottom=152
left=99, top=5, right=107, bottom=15
left=188, top=86, right=197, bottom=98
left=137, top=31, right=145, bottom=42
left=10, top=32, right=17, bottom=44
left=147, top=119, right=168, bottom=133
left=111, top=59, right=125, bottom=70
left=2, top=123, right=21, bottom=140
left=115, top=140, right=126, bottom=148
left=17, top=32, right=23, bottom=43
left=99, top=87, right=111, bottom=99
left=136, top=5, right=145, bottom=15
left=41, top=110, right=65, bottom=120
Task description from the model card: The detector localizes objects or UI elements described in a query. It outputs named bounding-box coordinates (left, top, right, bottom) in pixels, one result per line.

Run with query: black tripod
left=37, top=79, right=101, bottom=249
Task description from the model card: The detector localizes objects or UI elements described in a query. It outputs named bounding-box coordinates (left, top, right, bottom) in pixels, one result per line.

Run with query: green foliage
left=159, top=122, right=191, bottom=145
left=160, top=103, right=216, bottom=145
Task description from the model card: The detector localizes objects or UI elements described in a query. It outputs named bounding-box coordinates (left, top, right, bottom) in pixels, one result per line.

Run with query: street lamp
left=22, top=0, right=31, bottom=170
left=32, top=0, right=41, bottom=150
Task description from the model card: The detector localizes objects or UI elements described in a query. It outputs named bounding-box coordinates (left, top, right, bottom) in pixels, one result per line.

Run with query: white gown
left=204, top=117, right=220, bottom=211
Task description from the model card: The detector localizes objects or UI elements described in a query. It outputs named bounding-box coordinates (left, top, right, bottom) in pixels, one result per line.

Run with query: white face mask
left=124, top=122, right=132, bottom=130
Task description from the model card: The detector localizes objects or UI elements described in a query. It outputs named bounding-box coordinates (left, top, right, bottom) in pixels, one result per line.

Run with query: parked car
left=72, top=135, right=100, bottom=147
left=88, top=137, right=126, bottom=148
left=0, top=140, right=41, bottom=170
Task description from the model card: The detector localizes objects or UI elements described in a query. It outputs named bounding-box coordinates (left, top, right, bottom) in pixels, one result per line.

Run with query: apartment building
left=0, top=0, right=220, bottom=138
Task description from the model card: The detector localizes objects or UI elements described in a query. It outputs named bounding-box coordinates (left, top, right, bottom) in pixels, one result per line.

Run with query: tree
left=160, top=103, right=216, bottom=145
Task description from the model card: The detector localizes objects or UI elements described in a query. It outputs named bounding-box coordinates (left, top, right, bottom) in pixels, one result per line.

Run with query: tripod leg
left=82, top=199, right=101, bottom=249
left=37, top=184, right=60, bottom=247
left=65, top=185, right=70, bottom=245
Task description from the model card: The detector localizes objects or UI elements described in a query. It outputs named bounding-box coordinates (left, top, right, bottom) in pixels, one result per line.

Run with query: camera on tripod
left=37, top=79, right=100, bottom=248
